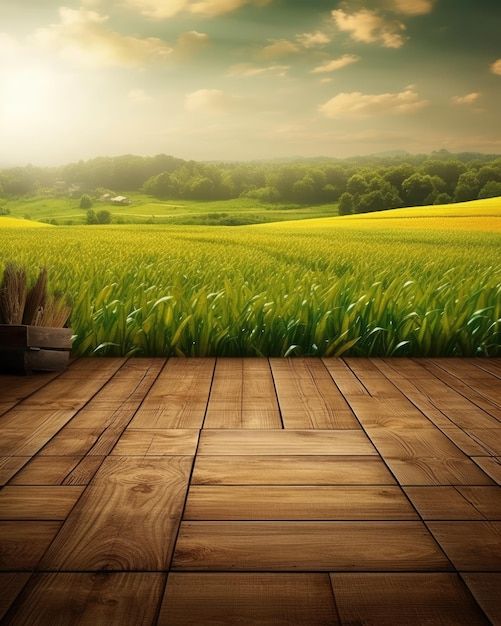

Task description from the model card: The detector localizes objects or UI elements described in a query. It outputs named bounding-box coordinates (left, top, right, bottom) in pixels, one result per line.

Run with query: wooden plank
left=348, top=396, right=434, bottom=429
left=62, top=456, right=105, bottom=486
left=427, top=521, right=501, bottom=571
left=440, top=427, right=492, bottom=456
left=322, top=358, right=369, bottom=397
left=112, top=430, right=199, bottom=456
left=472, top=359, right=501, bottom=379
left=404, top=487, right=484, bottom=520
left=0, top=371, right=58, bottom=403
left=0, top=522, right=61, bottom=570
left=204, top=358, right=281, bottom=428
left=0, top=574, right=30, bottom=622
left=198, top=430, right=377, bottom=456
left=330, top=573, right=489, bottom=626
left=456, top=487, right=501, bottom=520
left=173, top=521, right=450, bottom=571
left=41, top=456, right=192, bottom=571
left=39, top=429, right=101, bottom=456
left=465, top=429, right=501, bottom=456
left=21, top=376, right=111, bottom=410
left=384, top=457, right=494, bottom=486
left=366, top=426, right=469, bottom=459
left=60, top=357, right=126, bottom=379
left=345, top=359, right=404, bottom=398
left=0, top=486, right=83, bottom=520
left=11, top=456, right=82, bottom=485
left=3, top=573, right=165, bottom=626
left=0, top=457, right=30, bottom=485
left=270, top=358, right=359, bottom=428
left=130, top=358, right=214, bottom=428
left=158, top=573, right=338, bottom=626
left=472, top=457, right=501, bottom=485
left=184, top=486, right=418, bottom=520
left=192, top=455, right=396, bottom=485
left=462, top=574, right=501, bottom=626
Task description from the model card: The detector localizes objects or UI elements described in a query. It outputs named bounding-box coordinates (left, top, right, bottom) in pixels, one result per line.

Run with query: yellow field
left=0, top=217, right=51, bottom=228
left=258, top=197, right=501, bottom=233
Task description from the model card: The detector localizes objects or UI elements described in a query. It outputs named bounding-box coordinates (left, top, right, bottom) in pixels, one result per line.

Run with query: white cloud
left=389, top=0, right=436, bottom=15
left=175, top=30, right=209, bottom=57
left=451, top=92, right=480, bottom=105
left=34, top=7, right=172, bottom=67
left=332, top=8, right=406, bottom=48
left=185, top=88, right=237, bottom=114
left=260, top=38, right=300, bottom=59
left=296, top=31, right=331, bottom=48
left=128, top=88, right=153, bottom=103
left=228, top=63, right=289, bottom=77
left=491, top=59, right=501, bottom=76
left=320, top=87, right=429, bottom=118
left=312, top=54, right=360, bottom=74
left=125, top=0, right=271, bottom=19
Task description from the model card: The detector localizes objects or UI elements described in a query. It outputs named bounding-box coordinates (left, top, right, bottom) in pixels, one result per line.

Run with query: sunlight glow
left=1, top=65, right=61, bottom=125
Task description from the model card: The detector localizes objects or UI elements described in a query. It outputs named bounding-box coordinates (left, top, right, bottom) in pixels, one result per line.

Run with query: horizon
left=1, top=0, right=500, bottom=165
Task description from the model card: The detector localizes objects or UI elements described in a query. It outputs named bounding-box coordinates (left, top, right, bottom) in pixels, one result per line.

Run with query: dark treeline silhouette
left=1, top=150, right=501, bottom=213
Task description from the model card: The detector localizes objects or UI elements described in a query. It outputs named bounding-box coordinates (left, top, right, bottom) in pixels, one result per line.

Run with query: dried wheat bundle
left=23, top=267, right=48, bottom=325
left=36, top=291, right=72, bottom=328
left=0, top=263, right=28, bottom=325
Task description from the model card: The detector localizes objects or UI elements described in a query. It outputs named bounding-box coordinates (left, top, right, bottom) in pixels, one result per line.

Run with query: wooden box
left=0, top=325, right=72, bottom=375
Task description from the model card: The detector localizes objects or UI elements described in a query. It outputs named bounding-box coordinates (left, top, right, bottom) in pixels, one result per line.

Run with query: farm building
left=111, top=195, right=130, bottom=205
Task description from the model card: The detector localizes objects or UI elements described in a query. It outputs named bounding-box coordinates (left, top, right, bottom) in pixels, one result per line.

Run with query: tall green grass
left=0, top=223, right=499, bottom=356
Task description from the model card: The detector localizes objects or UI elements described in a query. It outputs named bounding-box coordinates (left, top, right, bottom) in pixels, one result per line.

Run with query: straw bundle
left=0, top=263, right=28, bottom=324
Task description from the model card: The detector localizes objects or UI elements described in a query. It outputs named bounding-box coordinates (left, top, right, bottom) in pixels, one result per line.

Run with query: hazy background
left=1, top=0, right=500, bottom=165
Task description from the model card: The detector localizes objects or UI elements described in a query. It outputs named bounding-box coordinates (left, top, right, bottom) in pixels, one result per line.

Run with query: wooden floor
left=0, top=357, right=500, bottom=625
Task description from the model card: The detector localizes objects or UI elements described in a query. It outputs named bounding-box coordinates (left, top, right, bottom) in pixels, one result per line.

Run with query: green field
left=0, top=194, right=339, bottom=226
left=0, top=199, right=499, bottom=357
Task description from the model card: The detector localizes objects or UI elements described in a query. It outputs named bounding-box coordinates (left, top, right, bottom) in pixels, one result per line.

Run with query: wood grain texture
left=404, top=487, right=485, bottom=520
left=184, top=486, right=418, bottom=520
left=270, top=358, right=359, bottom=429
left=10, top=456, right=82, bottom=485
left=462, top=573, right=501, bottom=626
left=330, top=573, right=490, bottom=626
left=0, top=456, right=29, bottom=485
left=472, top=457, right=501, bottom=485
left=192, top=455, right=396, bottom=485
left=41, top=457, right=192, bottom=571
left=2, top=573, right=165, bottom=626
left=427, top=521, right=501, bottom=571
left=112, top=429, right=199, bottom=456
left=0, top=486, right=83, bottom=520
left=173, top=521, right=450, bottom=571
left=62, top=456, right=105, bottom=485
left=204, top=358, right=281, bottom=428
left=0, top=574, right=30, bottom=622
left=456, top=486, right=501, bottom=520
left=158, top=573, right=338, bottom=626
left=0, top=522, right=61, bottom=570
left=198, top=429, right=376, bottom=456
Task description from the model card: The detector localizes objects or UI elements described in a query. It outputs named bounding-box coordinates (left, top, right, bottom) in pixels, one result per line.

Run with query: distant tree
left=0, top=207, right=10, bottom=215
left=86, top=209, right=98, bottom=224
left=338, top=192, right=354, bottom=215
left=401, top=174, right=435, bottom=206
left=421, top=160, right=466, bottom=193
left=454, top=171, right=481, bottom=202
left=356, top=190, right=387, bottom=213
left=478, top=181, right=501, bottom=199
left=477, top=165, right=501, bottom=187
left=96, top=209, right=112, bottom=224
left=80, top=194, right=93, bottom=209
left=347, top=174, right=369, bottom=196
left=383, top=164, right=414, bottom=191
left=434, top=192, right=452, bottom=205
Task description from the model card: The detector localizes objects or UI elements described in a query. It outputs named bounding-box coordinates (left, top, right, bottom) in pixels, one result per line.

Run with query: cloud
left=332, top=8, right=406, bottom=48
left=185, top=88, right=239, bottom=114
left=451, top=92, right=480, bottom=105
left=491, top=59, right=501, bottom=75
left=228, top=63, right=289, bottom=77
left=312, top=54, right=360, bottom=74
left=34, top=7, right=172, bottom=67
left=260, top=38, right=300, bottom=59
left=296, top=31, right=331, bottom=48
left=320, top=87, right=429, bottom=118
left=388, top=0, right=436, bottom=15
left=128, top=88, right=153, bottom=103
left=175, top=30, right=209, bottom=57
left=125, top=0, right=271, bottom=19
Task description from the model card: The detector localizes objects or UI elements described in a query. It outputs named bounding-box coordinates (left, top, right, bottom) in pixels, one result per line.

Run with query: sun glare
left=1, top=66, right=59, bottom=125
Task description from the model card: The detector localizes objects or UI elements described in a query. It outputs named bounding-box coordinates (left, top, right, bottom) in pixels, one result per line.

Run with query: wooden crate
left=0, top=325, right=72, bottom=375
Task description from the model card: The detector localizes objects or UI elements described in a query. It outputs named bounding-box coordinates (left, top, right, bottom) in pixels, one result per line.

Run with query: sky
left=0, top=0, right=500, bottom=165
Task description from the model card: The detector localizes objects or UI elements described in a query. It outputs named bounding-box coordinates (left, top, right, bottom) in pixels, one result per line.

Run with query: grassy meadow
left=0, top=198, right=499, bottom=357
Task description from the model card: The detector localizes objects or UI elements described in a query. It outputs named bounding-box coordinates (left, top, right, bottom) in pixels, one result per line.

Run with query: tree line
left=1, top=150, right=500, bottom=214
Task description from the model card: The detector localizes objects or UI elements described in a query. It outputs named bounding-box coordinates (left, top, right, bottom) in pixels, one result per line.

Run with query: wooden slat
left=0, top=574, right=30, bottom=622
left=130, top=358, right=215, bottom=428
left=456, top=486, right=501, bottom=520
left=62, top=456, right=105, bottom=486
left=465, top=429, right=501, bottom=456
left=204, top=359, right=281, bottom=428
left=427, top=521, right=501, bottom=571
left=0, top=372, right=59, bottom=403
left=158, top=573, right=338, bottom=625
left=270, top=359, right=359, bottom=428
left=0, top=486, right=83, bottom=520
left=184, top=486, right=418, bottom=520
left=0, top=522, right=61, bottom=570
left=198, top=429, right=377, bottom=456
left=322, top=358, right=369, bottom=397
left=192, top=455, right=396, bottom=485
left=173, top=521, right=450, bottom=571
left=11, top=456, right=82, bottom=485
left=112, top=430, right=199, bottom=456
left=472, top=457, right=501, bottom=485
left=0, top=457, right=30, bottom=485
left=404, top=487, right=485, bottom=520
left=3, top=573, right=165, bottom=626
left=41, top=457, right=192, bottom=571
left=330, top=573, right=489, bottom=626
left=348, top=396, right=434, bottom=429
left=462, top=574, right=501, bottom=626
left=440, top=427, right=492, bottom=456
